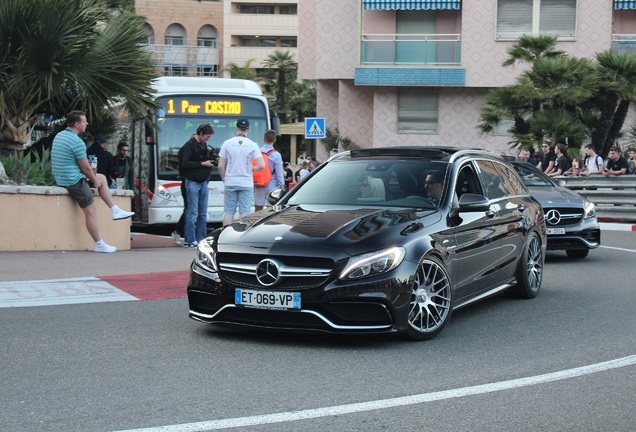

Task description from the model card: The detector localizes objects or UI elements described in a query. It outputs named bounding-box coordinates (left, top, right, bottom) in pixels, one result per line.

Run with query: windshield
left=155, top=95, right=268, bottom=180
left=285, top=158, right=449, bottom=210
left=512, top=163, right=555, bottom=187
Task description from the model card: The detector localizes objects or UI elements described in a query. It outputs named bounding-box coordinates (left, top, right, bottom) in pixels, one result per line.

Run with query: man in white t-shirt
left=580, top=144, right=604, bottom=176
left=218, top=118, right=265, bottom=226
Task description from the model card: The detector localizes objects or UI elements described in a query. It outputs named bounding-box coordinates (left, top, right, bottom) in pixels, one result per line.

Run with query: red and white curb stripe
left=0, top=270, right=188, bottom=308
left=599, top=222, right=636, bottom=231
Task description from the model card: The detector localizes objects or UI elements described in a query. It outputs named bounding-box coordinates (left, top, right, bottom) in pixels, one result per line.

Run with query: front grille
left=217, top=252, right=335, bottom=289
left=544, top=207, right=584, bottom=227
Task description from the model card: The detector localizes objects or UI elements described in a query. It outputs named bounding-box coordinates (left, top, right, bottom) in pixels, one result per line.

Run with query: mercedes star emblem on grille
left=256, top=259, right=281, bottom=286
left=546, top=209, right=561, bottom=225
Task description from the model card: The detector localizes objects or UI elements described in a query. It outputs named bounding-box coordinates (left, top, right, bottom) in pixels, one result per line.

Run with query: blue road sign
left=305, top=117, right=326, bottom=139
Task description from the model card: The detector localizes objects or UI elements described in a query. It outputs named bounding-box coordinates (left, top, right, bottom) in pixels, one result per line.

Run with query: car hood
left=217, top=205, right=438, bottom=254
left=527, top=185, right=587, bottom=207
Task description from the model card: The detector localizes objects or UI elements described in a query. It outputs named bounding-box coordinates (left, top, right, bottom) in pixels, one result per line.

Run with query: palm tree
left=590, top=50, right=636, bottom=157
left=222, top=59, right=257, bottom=80
left=502, top=34, right=565, bottom=67
left=261, top=50, right=298, bottom=123
left=480, top=56, right=596, bottom=149
left=0, top=0, right=158, bottom=154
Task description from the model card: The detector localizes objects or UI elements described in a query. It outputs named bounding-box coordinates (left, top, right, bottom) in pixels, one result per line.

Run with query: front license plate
left=235, top=289, right=301, bottom=310
left=547, top=227, right=566, bottom=235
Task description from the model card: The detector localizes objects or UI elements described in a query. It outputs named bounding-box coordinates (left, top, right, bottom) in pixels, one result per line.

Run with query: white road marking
left=0, top=277, right=136, bottom=308
left=113, top=354, right=636, bottom=432
left=599, top=245, right=636, bottom=254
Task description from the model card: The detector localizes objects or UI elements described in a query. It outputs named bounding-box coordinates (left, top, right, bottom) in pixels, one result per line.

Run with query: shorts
left=254, top=187, right=274, bottom=206
left=66, top=178, right=94, bottom=208
left=224, top=185, right=253, bottom=215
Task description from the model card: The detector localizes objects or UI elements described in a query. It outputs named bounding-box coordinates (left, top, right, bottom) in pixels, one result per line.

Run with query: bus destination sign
left=165, top=98, right=242, bottom=116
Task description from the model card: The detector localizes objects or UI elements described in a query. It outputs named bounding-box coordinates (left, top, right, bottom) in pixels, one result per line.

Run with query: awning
left=362, top=0, right=460, bottom=10
left=615, top=1, right=636, bottom=9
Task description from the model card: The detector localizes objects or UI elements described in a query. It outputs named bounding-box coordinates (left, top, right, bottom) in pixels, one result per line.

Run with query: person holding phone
left=603, top=147, right=629, bottom=177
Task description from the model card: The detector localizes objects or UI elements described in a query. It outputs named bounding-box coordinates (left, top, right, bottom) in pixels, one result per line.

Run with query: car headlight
left=195, top=240, right=217, bottom=272
left=340, top=247, right=406, bottom=280
left=583, top=200, right=596, bottom=220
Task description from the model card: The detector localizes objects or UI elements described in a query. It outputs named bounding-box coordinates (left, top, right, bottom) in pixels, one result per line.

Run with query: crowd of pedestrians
left=515, top=140, right=636, bottom=177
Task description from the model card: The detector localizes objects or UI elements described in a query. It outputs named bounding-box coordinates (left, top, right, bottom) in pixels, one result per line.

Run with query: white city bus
left=130, top=76, right=279, bottom=226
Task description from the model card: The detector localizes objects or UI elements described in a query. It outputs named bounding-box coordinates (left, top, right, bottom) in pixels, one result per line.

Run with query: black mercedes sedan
left=187, top=147, right=547, bottom=340
left=510, top=161, right=600, bottom=259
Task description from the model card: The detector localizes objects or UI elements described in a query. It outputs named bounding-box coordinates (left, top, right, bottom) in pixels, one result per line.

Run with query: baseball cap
left=236, top=118, right=250, bottom=129
left=95, top=134, right=106, bottom=144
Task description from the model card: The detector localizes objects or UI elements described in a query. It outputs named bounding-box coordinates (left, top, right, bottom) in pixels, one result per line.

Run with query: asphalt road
left=1, top=231, right=635, bottom=432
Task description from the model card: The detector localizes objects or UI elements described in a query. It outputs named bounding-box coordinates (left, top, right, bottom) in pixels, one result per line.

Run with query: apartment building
left=135, top=0, right=224, bottom=77
left=299, top=1, right=636, bottom=159
left=222, top=1, right=299, bottom=76
left=135, top=0, right=298, bottom=78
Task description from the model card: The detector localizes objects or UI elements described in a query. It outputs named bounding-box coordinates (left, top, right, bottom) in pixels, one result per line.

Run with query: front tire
left=405, top=255, right=452, bottom=341
left=510, top=232, right=543, bottom=299
left=566, top=249, right=589, bottom=259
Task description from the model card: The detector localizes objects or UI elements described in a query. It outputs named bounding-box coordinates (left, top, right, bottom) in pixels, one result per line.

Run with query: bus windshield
left=155, top=95, right=269, bottom=181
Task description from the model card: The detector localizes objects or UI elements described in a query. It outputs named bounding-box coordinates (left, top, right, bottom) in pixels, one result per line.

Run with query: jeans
left=223, top=185, right=254, bottom=215
left=184, top=179, right=209, bottom=244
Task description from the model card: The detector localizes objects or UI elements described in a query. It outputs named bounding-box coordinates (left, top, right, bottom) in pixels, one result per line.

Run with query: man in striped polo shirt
left=51, top=111, right=134, bottom=253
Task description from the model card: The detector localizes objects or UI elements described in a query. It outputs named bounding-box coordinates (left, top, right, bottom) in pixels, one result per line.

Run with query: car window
left=476, top=160, right=507, bottom=200
left=493, top=162, right=527, bottom=196
left=285, top=159, right=449, bottom=209
left=455, top=164, right=482, bottom=199
left=512, top=163, right=554, bottom=187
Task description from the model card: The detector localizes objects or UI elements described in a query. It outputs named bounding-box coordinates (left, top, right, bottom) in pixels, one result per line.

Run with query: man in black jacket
left=86, top=134, right=115, bottom=188
left=179, top=124, right=215, bottom=248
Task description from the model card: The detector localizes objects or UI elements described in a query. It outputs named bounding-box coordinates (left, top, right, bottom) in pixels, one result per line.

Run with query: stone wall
left=0, top=186, right=133, bottom=252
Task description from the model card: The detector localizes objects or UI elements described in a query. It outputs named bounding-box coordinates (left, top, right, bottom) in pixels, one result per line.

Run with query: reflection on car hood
left=219, top=205, right=435, bottom=250
left=527, top=185, right=586, bottom=207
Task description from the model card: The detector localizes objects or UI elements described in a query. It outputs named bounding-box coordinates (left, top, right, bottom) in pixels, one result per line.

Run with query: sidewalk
left=0, top=233, right=196, bottom=308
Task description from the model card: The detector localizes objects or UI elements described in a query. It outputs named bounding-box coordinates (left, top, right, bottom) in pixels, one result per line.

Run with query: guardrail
left=556, top=175, right=636, bottom=222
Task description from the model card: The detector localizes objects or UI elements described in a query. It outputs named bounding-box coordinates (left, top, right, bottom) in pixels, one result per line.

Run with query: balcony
left=142, top=44, right=220, bottom=76
left=612, top=34, right=636, bottom=55
left=360, top=33, right=461, bottom=65
left=356, top=33, right=464, bottom=86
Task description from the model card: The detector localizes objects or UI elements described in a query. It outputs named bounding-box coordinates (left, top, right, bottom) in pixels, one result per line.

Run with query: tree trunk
left=603, top=99, right=631, bottom=157
left=591, top=92, right=618, bottom=155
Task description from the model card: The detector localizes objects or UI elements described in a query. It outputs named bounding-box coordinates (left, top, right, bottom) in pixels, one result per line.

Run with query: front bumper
left=546, top=227, right=601, bottom=251
left=187, top=261, right=414, bottom=335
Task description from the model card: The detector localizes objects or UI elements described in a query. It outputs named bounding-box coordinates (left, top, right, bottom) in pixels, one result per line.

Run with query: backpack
left=584, top=154, right=603, bottom=171
left=253, top=149, right=277, bottom=187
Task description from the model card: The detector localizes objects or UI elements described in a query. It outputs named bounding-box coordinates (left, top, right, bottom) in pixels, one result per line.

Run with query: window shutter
left=540, top=0, right=576, bottom=37
left=398, top=90, right=438, bottom=133
left=497, top=0, right=533, bottom=39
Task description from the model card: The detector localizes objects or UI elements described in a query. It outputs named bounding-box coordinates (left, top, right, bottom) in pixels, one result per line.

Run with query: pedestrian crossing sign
left=305, top=117, right=326, bottom=139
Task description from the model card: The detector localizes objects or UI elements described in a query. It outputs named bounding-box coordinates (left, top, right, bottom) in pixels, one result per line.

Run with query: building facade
left=136, top=0, right=298, bottom=78
left=299, top=0, right=636, bottom=159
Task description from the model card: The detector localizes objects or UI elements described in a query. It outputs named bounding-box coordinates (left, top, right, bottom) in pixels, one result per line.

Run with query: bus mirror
left=270, top=109, right=281, bottom=135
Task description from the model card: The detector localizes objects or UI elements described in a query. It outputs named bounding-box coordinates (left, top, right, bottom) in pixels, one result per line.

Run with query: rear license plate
left=235, top=289, right=301, bottom=310
left=547, top=228, right=566, bottom=235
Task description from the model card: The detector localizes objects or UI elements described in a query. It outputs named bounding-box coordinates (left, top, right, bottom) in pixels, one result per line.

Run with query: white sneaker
left=94, top=242, right=117, bottom=253
left=171, top=231, right=182, bottom=245
left=112, top=209, right=135, bottom=220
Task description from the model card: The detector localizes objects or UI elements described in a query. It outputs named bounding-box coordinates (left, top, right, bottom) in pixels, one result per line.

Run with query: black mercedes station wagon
left=187, top=147, right=547, bottom=340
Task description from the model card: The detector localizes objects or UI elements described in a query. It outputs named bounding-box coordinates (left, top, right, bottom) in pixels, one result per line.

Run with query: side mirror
left=268, top=188, right=285, bottom=205
left=457, top=193, right=491, bottom=212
